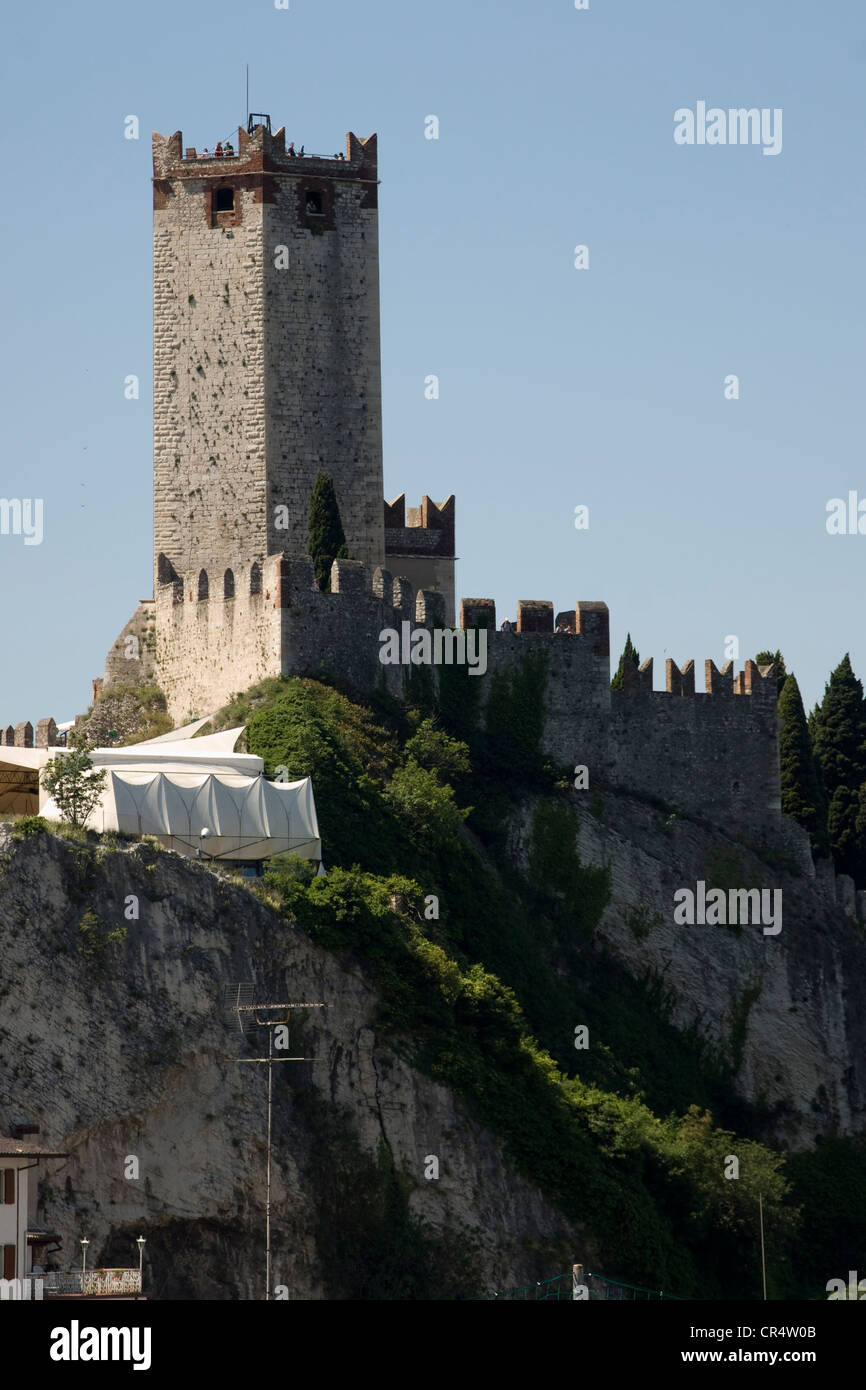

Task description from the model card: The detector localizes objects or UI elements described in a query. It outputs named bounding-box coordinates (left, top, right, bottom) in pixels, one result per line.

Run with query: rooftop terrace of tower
left=153, top=123, right=378, bottom=183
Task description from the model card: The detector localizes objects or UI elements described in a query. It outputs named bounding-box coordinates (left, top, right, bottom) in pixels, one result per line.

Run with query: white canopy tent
left=88, top=769, right=320, bottom=862
left=38, top=725, right=321, bottom=865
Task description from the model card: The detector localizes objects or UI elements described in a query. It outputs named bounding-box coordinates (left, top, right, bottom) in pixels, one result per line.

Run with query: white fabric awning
left=88, top=726, right=259, bottom=774
left=79, top=770, right=320, bottom=862
left=131, top=716, right=216, bottom=745
left=89, top=747, right=264, bottom=776
left=36, top=724, right=320, bottom=863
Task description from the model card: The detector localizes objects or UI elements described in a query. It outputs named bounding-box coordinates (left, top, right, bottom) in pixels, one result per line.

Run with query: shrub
left=10, top=815, right=49, bottom=839
left=403, top=719, right=471, bottom=781
left=384, top=759, right=469, bottom=845
left=77, top=911, right=128, bottom=961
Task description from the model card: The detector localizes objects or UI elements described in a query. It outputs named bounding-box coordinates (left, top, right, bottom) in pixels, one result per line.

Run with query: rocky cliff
left=508, top=789, right=866, bottom=1150
left=4, top=670, right=866, bottom=1300
left=0, top=826, right=580, bottom=1299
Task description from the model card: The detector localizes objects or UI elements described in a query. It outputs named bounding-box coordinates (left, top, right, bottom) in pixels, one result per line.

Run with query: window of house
left=215, top=187, right=235, bottom=213
left=305, top=190, right=323, bottom=216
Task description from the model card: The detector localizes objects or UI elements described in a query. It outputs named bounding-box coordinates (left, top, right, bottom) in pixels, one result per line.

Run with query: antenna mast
left=226, top=987, right=325, bottom=1300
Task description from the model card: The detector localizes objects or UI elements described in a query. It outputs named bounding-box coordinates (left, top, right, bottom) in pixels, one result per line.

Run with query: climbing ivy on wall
left=483, top=652, right=548, bottom=779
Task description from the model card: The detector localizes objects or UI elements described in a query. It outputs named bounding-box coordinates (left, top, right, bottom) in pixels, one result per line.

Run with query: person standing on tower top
left=214, top=141, right=223, bottom=158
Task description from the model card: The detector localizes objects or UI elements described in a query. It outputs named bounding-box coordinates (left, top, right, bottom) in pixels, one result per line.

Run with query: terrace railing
left=43, top=1268, right=142, bottom=1296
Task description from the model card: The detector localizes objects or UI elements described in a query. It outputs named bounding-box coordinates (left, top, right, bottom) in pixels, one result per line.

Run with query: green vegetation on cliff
left=206, top=673, right=816, bottom=1298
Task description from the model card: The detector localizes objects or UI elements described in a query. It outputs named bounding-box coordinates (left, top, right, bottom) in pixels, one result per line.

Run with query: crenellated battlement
left=155, top=551, right=451, bottom=633
left=612, top=655, right=779, bottom=700
left=384, top=495, right=455, bottom=552
left=383, top=494, right=455, bottom=623
left=154, top=550, right=452, bottom=718
left=149, top=558, right=781, bottom=837
left=153, top=125, right=378, bottom=182
left=0, top=718, right=60, bottom=749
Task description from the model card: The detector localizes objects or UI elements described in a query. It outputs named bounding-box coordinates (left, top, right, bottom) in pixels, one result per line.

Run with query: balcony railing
left=43, top=1268, right=142, bottom=1296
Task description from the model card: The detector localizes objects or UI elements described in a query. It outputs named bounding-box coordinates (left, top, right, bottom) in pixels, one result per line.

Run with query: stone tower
left=99, top=117, right=455, bottom=721
left=152, top=119, right=385, bottom=596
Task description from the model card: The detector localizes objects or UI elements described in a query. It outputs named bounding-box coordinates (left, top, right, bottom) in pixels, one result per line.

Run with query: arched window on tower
left=250, top=562, right=262, bottom=596
left=224, top=569, right=235, bottom=600
left=198, top=569, right=209, bottom=601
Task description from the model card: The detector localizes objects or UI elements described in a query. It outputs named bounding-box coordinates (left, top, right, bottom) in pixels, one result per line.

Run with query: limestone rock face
left=0, top=829, right=581, bottom=1299
left=506, top=791, right=866, bottom=1148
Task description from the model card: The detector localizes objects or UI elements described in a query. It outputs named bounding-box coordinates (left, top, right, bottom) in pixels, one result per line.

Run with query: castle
left=8, top=115, right=784, bottom=842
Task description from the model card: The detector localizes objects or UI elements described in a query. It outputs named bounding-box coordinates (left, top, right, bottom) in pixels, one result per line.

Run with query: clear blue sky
left=1, top=0, right=863, bottom=724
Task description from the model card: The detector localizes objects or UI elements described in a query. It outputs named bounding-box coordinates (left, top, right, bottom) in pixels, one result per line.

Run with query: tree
left=755, top=649, right=788, bottom=696
left=384, top=759, right=469, bottom=846
left=610, top=633, right=640, bottom=691
left=811, top=655, right=866, bottom=883
left=403, top=718, right=471, bottom=782
left=777, top=674, right=828, bottom=856
left=307, top=471, right=348, bottom=592
left=663, top=1106, right=798, bottom=1297
left=40, top=733, right=107, bottom=828
left=827, top=786, right=861, bottom=881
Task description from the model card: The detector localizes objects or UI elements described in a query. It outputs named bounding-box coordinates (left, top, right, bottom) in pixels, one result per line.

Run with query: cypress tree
left=811, top=655, right=866, bottom=798
left=307, top=471, right=348, bottom=592
left=827, top=786, right=861, bottom=881
left=610, top=633, right=640, bottom=691
left=777, top=673, right=828, bottom=856
left=811, top=654, right=866, bottom=883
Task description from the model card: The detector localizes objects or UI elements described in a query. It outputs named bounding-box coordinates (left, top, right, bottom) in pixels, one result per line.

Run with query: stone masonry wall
left=153, top=133, right=267, bottom=587
left=609, top=659, right=781, bottom=839
left=156, top=564, right=782, bottom=840
left=102, top=600, right=157, bottom=689
left=264, top=136, right=384, bottom=571
left=155, top=556, right=283, bottom=721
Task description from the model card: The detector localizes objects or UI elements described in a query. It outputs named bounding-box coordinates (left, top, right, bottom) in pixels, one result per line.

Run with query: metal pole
left=246, top=65, right=249, bottom=127
left=232, top=998, right=323, bottom=1301
left=265, top=1023, right=273, bottom=1301
left=759, top=1192, right=767, bottom=1300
